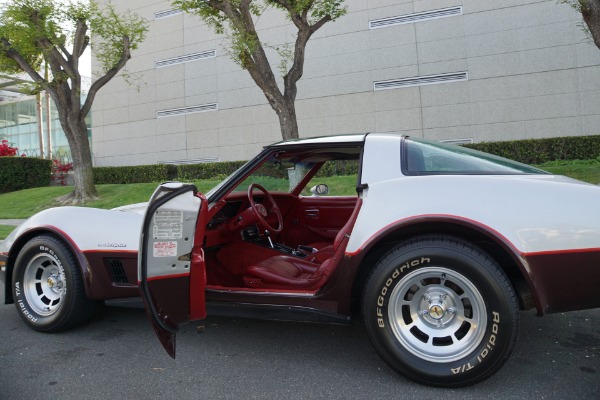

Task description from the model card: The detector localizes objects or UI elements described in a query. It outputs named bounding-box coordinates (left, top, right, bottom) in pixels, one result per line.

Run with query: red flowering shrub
left=0, top=139, right=18, bottom=157
left=51, top=159, right=74, bottom=186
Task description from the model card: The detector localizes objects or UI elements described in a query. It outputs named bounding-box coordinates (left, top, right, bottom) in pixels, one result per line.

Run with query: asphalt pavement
left=0, top=277, right=598, bottom=400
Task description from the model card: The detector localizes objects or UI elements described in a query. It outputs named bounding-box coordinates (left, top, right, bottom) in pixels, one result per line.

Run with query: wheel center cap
left=47, top=275, right=62, bottom=289
left=428, top=304, right=445, bottom=320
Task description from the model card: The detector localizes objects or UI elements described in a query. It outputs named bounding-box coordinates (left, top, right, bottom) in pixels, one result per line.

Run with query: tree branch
left=72, top=20, right=89, bottom=59
left=239, top=2, right=283, bottom=101
left=27, top=8, right=76, bottom=77
left=36, top=37, right=76, bottom=77
left=207, top=0, right=226, bottom=12
left=301, top=7, right=309, bottom=24
left=282, top=27, right=309, bottom=102
left=310, top=15, right=332, bottom=34
left=239, top=0, right=256, bottom=34
left=57, top=41, right=72, bottom=62
left=284, top=15, right=331, bottom=100
left=270, top=0, right=304, bottom=29
left=81, top=36, right=131, bottom=118
left=0, top=37, right=53, bottom=92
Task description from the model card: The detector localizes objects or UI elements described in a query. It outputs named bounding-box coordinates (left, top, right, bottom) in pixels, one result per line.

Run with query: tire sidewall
left=12, top=238, right=76, bottom=331
left=364, top=242, right=517, bottom=386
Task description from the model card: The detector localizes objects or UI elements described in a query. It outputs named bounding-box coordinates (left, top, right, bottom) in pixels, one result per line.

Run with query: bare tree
left=174, top=0, right=347, bottom=140
left=0, top=0, right=147, bottom=204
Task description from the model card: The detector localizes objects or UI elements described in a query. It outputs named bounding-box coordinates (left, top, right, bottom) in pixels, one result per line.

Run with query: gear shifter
left=264, top=230, right=274, bottom=249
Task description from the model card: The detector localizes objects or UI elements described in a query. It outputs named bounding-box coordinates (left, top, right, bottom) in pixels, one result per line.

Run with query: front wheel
left=12, top=235, right=98, bottom=332
left=362, top=235, right=519, bottom=387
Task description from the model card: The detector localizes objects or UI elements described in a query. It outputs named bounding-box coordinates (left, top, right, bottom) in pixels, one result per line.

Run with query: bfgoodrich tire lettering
left=363, top=235, right=519, bottom=387
left=12, top=235, right=97, bottom=332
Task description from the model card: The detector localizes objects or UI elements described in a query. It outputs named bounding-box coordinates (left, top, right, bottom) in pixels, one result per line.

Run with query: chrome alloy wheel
left=22, top=254, right=66, bottom=316
left=388, top=266, right=487, bottom=363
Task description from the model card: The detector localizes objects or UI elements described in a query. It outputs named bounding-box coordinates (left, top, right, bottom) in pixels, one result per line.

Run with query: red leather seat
left=245, top=199, right=362, bottom=290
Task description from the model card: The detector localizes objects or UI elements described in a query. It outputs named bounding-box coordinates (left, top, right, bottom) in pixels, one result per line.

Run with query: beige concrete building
left=92, top=0, right=600, bottom=166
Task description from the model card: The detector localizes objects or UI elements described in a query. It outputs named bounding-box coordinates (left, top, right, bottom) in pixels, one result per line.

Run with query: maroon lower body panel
left=83, top=252, right=139, bottom=300
left=525, top=249, right=600, bottom=314
left=190, top=249, right=206, bottom=321
left=146, top=276, right=190, bottom=328
left=143, top=276, right=190, bottom=358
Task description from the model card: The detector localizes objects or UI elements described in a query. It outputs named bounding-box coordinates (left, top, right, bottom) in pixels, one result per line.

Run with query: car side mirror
left=310, top=184, right=329, bottom=197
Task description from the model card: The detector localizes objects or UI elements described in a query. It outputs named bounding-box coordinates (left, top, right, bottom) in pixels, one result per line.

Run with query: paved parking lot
left=0, top=279, right=598, bottom=400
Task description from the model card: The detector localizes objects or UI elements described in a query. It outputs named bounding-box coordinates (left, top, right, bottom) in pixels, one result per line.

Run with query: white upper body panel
left=361, top=134, right=402, bottom=183
left=348, top=133, right=600, bottom=255
left=1, top=207, right=143, bottom=253
left=348, top=173, right=600, bottom=255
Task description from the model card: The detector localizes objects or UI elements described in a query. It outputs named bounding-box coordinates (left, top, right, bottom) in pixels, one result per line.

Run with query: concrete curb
left=0, top=219, right=25, bottom=226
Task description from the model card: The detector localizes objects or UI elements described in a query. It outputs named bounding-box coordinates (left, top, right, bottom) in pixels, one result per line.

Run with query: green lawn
left=0, top=180, right=220, bottom=219
left=0, top=159, right=598, bottom=220
left=537, top=158, right=600, bottom=184
left=0, top=225, right=15, bottom=240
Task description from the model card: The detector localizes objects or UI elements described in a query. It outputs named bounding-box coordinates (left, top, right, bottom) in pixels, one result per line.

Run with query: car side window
left=404, top=138, right=547, bottom=175
left=302, top=160, right=359, bottom=196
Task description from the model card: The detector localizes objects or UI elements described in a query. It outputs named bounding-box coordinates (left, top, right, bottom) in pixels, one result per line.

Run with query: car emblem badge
left=429, top=304, right=445, bottom=320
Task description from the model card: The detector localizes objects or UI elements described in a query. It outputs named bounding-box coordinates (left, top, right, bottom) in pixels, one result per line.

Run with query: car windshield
left=211, top=146, right=362, bottom=197
left=232, top=157, right=315, bottom=193
left=404, top=137, right=548, bottom=175
left=204, top=161, right=251, bottom=198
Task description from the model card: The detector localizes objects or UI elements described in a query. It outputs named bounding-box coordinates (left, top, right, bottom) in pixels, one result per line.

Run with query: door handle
left=305, top=209, right=319, bottom=218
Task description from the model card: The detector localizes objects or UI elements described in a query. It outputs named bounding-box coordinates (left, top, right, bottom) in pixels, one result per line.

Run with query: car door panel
left=139, top=183, right=207, bottom=358
left=281, top=196, right=358, bottom=246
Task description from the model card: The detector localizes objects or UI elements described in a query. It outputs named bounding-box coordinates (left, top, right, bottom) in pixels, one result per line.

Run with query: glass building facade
left=0, top=95, right=91, bottom=161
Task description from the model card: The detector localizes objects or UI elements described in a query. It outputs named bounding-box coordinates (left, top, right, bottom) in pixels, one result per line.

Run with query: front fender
left=2, top=207, right=143, bottom=303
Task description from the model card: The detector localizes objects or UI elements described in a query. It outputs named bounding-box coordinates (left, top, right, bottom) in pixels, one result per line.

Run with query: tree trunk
left=45, top=92, right=52, bottom=160
left=275, top=100, right=299, bottom=140
left=56, top=114, right=97, bottom=204
left=582, top=0, right=600, bottom=50
left=36, top=93, right=44, bottom=158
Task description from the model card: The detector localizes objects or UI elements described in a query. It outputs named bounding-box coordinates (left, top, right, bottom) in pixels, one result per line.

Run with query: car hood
left=111, top=202, right=149, bottom=215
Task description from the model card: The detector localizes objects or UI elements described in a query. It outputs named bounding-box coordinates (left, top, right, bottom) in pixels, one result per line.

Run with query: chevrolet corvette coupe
left=1, top=133, right=599, bottom=387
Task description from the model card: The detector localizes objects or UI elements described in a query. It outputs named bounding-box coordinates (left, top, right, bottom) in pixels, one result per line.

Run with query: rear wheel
left=362, top=235, right=519, bottom=387
left=12, top=235, right=98, bottom=332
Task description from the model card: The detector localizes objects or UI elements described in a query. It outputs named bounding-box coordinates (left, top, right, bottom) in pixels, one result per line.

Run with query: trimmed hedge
left=88, top=135, right=600, bottom=185
left=177, top=160, right=360, bottom=180
left=316, top=160, right=359, bottom=177
left=0, top=157, right=52, bottom=193
left=93, top=164, right=177, bottom=184
left=464, top=135, right=600, bottom=165
left=93, top=159, right=362, bottom=184
left=177, top=161, right=247, bottom=181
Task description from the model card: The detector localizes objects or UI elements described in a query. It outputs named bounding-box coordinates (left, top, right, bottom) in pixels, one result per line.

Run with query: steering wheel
left=248, top=183, right=283, bottom=233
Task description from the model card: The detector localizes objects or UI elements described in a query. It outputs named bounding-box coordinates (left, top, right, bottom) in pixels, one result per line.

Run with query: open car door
left=138, top=182, right=208, bottom=358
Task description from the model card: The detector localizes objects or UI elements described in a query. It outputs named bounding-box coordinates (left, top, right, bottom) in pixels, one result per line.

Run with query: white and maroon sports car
left=1, top=133, right=600, bottom=387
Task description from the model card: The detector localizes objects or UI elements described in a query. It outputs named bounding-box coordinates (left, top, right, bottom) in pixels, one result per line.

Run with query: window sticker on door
left=153, top=241, right=177, bottom=257
left=153, top=210, right=183, bottom=239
